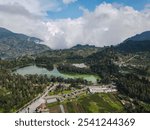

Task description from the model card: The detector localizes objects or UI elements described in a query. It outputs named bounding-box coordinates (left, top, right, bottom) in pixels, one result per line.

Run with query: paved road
left=21, top=98, right=46, bottom=113
left=18, top=84, right=57, bottom=113
left=121, top=55, right=138, bottom=65
left=59, top=105, right=65, bottom=113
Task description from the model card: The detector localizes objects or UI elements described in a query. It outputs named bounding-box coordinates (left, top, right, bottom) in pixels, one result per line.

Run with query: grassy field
left=48, top=90, right=72, bottom=96
left=49, top=105, right=61, bottom=113
left=47, top=102, right=59, bottom=107
left=0, top=108, right=4, bottom=113
left=64, top=93, right=125, bottom=113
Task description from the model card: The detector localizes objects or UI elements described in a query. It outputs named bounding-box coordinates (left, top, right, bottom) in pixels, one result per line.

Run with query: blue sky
left=47, top=0, right=150, bottom=19
left=0, top=0, right=149, bottom=49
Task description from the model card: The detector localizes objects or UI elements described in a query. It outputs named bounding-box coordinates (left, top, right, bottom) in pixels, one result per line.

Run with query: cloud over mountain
left=45, top=3, right=150, bottom=49
left=0, top=0, right=149, bottom=49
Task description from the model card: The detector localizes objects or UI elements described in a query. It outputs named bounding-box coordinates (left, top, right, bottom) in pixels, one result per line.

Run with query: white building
left=46, top=98, right=57, bottom=104
left=88, top=85, right=117, bottom=94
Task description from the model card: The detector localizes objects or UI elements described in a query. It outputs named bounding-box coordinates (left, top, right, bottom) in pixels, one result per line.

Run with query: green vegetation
left=61, top=90, right=72, bottom=94
left=0, top=27, right=50, bottom=59
left=1, top=37, right=150, bottom=113
left=116, top=73, right=150, bottom=103
left=64, top=93, right=125, bottom=113
left=47, top=102, right=60, bottom=108
left=139, top=102, right=150, bottom=112
left=116, top=40, right=150, bottom=53
left=85, top=47, right=119, bottom=84
left=58, top=63, right=92, bottom=74
left=0, top=60, right=50, bottom=112
left=49, top=90, right=72, bottom=96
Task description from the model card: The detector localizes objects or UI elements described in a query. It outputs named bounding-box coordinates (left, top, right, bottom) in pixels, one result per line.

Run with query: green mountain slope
left=0, top=27, right=50, bottom=59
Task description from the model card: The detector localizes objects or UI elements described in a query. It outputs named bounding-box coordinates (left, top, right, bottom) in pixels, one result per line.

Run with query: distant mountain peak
left=125, top=31, right=150, bottom=42
left=116, top=31, right=150, bottom=53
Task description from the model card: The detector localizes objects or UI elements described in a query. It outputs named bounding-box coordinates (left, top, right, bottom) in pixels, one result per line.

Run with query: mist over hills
left=0, top=27, right=150, bottom=59
left=70, top=31, right=150, bottom=53
left=0, top=27, right=50, bottom=59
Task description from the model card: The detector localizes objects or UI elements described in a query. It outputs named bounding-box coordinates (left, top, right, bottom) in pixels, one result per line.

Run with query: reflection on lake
left=14, top=65, right=98, bottom=83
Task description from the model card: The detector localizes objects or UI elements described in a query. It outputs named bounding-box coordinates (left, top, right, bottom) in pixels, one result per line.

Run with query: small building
left=36, top=103, right=47, bottom=113
left=88, top=85, right=117, bottom=94
left=46, top=98, right=57, bottom=104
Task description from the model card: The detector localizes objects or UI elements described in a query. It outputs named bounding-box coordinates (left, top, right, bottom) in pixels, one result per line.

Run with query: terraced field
left=64, top=93, right=125, bottom=113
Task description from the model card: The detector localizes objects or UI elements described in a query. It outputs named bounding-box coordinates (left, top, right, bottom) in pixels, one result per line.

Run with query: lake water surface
left=14, top=65, right=98, bottom=83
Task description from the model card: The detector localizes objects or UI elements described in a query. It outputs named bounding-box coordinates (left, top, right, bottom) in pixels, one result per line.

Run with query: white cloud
left=0, top=1, right=150, bottom=49
left=62, top=0, right=77, bottom=5
left=0, top=0, right=61, bottom=16
left=0, top=0, right=60, bottom=40
left=45, top=3, right=150, bottom=49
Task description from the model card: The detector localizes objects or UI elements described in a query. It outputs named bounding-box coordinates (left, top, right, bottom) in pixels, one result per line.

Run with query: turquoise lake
left=14, top=65, right=98, bottom=83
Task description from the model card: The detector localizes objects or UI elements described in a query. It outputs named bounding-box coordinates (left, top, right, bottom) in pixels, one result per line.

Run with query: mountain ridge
left=0, top=27, right=50, bottom=59
left=124, top=31, right=150, bottom=42
left=116, top=31, right=150, bottom=53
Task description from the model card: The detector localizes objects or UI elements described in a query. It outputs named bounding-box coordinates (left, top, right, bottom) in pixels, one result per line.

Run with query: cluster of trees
left=85, top=47, right=119, bottom=82
left=66, top=55, right=84, bottom=63
left=0, top=56, right=34, bottom=70
left=90, top=62, right=118, bottom=78
left=49, top=76, right=89, bottom=85
left=1, top=44, right=150, bottom=113
left=58, top=64, right=92, bottom=74
left=116, top=40, right=150, bottom=53
left=35, top=56, right=60, bottom=70
left=0, top=57, right=92, bottom=112
left=116, top=73, right=150, bottom=103
left=0, top=68, right=49, bottom=112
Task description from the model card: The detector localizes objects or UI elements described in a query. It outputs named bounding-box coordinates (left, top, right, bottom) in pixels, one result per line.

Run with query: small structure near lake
left=72, top=63, right=88, bottom=68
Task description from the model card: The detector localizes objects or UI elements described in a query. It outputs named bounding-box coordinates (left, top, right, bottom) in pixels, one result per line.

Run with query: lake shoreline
left=14, top=65, right=99, bottom=84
